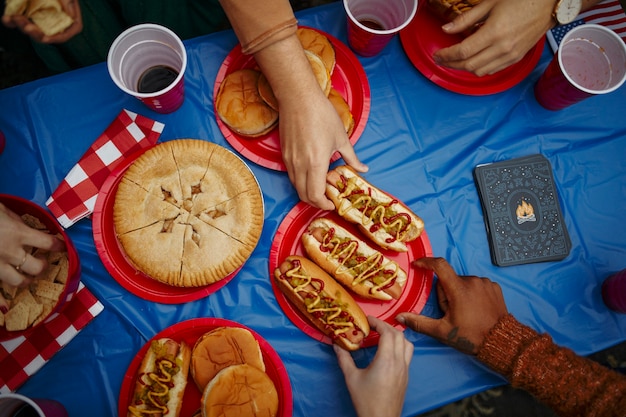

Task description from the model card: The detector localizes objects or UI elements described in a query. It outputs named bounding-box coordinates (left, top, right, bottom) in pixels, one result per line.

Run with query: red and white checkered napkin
left=0, top=282, right=104, bottom=393
left=46, top=109, right=165, bottom=228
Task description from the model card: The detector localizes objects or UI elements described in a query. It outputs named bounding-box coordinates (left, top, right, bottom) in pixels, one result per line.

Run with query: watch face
left=556, top=0, right=582, bottom=24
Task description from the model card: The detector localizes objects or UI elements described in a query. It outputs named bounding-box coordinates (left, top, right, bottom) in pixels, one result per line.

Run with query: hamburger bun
left=305, top=50, right=332, bottom=97
left=256, top=50, right=332, bottom=111
left=201, top=364, right=279, bottom=417
left=257, top=73, right=278, bottom=111
left=328, top=88, right=355, bottom=136
left=191, top=326, right=265, bottom=392
left=297, top=27, right=336, bottom=76
left=216, top=68, right=278, bottom=137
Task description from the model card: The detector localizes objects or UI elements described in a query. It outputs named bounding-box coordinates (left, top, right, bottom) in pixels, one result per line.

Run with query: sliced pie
left=113, top=139, right=263, bottom=287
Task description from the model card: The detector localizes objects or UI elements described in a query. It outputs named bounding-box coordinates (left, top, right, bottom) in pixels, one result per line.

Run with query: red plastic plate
left=269, top=202, right=433, bottom=348
left=92, top=146, right=249, bottom=304
left=0, top=194, right=81, bottom=342
left=214, top=26, right=371, bottom=171
left=118, top=318, right=293, bottom=417
left=400, top=3, right=545, bottom=95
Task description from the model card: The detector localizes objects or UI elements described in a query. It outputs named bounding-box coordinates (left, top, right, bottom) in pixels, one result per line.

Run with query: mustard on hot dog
left=274, top=255, right=370, bottom=351
left=302, top=217, right=407, bottom=301
left=325, top=166, right=424, bottom=252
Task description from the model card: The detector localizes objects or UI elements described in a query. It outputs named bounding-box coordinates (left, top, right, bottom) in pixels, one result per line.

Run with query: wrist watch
left=553, top=0, right=583, bottom=25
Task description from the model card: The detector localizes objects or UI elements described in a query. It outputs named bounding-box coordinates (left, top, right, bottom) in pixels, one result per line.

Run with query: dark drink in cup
left=137, top=65, right=179, bottom=94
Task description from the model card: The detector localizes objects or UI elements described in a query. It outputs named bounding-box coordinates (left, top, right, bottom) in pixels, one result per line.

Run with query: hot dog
left=325, top=165, right=425, bottom=252
left=302, top=217, right=407, bottom=301
left=274, top=255, right=370, bottom=351
left=127, top=338, right=191, bottom=417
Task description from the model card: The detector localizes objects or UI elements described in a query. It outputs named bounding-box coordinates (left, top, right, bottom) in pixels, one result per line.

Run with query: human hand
left=253, top=35, right=368, bottom=210
left=0, top=203, right=65, bottom=287
left=396, top=257, right=508, bottom=355
left=1, top=0, right=83, bottom=44
left=433, top=0, right=555, bottom=75
left=279, top=88, right=368, bottom=210
left=334, top=316, right=413, bottom=417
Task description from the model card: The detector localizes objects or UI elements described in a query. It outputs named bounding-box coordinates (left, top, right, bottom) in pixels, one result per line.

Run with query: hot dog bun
left=302, top=217, right=407, bottom=301
left=274, top=255, right=370, bottom=351
left=325, top=165, right=424, bottom=252
left=215, top=69, right=278, bottom=137
left=191, top=327, right=265, bottom=392
left=201, top=364, right=279, bottom=417
left=127, top=338, right=191, bottom=417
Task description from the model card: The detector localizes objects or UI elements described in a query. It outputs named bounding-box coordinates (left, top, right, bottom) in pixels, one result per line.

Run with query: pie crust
left=113, top=139, right=264, bottom=287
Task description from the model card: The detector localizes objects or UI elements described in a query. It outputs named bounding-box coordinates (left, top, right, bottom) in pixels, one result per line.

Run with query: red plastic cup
left=602, top=269, right=626, bottom=313
left=107, top=24, right=187, bottom=114
left=0, top=393, right=68, bottom=417
left=343, top=0, right=418, bottom=57
left=535, top=24, right=626, bottom=111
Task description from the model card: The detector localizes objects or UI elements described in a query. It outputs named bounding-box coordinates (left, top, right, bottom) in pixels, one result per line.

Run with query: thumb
left=397, top=312, right=446, bottom=340
left=336, top=141, right=368, bottom=174
left=334, top=344, right=357, bottom=375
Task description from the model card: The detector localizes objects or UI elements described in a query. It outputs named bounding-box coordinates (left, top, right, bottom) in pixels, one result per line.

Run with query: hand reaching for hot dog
left=396, top=257, right=508, bottom=354
left=252, top=35, right=369, bottom=211
left=335, top=316, right=414, bottom=417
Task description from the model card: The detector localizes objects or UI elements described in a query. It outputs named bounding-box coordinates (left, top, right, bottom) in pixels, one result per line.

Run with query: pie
left=113, top=139, right=263, bottom=287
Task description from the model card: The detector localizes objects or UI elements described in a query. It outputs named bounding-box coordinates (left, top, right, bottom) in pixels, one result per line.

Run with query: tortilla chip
left=1, top=282, right=18, bottom=300
left=35, top=280, right=64, bottom=301
left=13, top=288, right=37, bottom=307
left=55, top=255, right=69, bottom=283
left=3, top=0, right=27, bottom=16
left=28, top=302, right=44, bottom=325
left=5, top=302, right=29, bottom=331
left=21, top=213, right=47, bottom=230
left=29, top=8, right=73, bottom=36
left=32, top=304, right=52, bottom=326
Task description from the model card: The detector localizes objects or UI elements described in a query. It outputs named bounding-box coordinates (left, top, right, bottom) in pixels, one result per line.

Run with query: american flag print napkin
left=46, top=110, right=164, bottom=228
left=548, top=0, right=626, bottom=52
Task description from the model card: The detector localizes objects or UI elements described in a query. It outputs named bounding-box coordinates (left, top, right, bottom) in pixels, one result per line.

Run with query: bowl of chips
left=0, top=194, right=81, bottom=342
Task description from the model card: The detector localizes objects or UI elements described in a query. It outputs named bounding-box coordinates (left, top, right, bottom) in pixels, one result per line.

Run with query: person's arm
left=433, top=0, right=604, bottom=76
left=478, top=314, right=626, bottom=417
left=0, top=203, right=65, bottom=287
left=219, top=0, right=368, bottom=210
left=397, top=257, right=626, bottom=417
left=334, top=316, right=414, bottom=417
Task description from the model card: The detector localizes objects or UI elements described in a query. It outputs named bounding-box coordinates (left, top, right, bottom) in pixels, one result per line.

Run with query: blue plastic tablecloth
left=1, top=3, right=625, bottom=416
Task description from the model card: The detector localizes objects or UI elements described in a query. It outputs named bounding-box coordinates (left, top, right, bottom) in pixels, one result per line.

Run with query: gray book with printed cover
left=473, top=154, right=571, bottom=267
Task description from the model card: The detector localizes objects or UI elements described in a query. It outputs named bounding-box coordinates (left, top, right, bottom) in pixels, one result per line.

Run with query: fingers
left=411, top=257, right=461, bottom=291
left=370, top=316, right=413, bottom=365
left=337, top=141, right=369, bottom=175
left=0, top=264, right=32, bottom=287
left=441, top=2, right=488, bottom=34
left=334, top=343, right=357, bottom=375
left=303, top=165, right=336, bottom=211
left=396, top=312, right=448, bottom=341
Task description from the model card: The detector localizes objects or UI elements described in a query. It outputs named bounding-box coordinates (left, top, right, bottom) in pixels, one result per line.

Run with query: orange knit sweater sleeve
left=218, top=0, right=298, bottom=54
left=477, top=314, right=626, bottom=417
